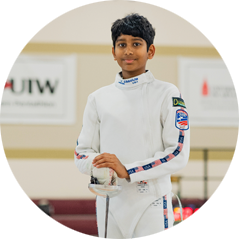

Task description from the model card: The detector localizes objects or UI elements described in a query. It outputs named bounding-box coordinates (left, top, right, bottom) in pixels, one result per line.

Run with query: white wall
left=8, top=159, right=93, bottom=199
left=30, top=1, right=212, bottom=46
left=8, top=159, right=231, bottom=199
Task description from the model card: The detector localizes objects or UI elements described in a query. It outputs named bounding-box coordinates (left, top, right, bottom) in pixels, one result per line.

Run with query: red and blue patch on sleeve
left=175, top=109, right=189, bottom=130
left=74, top=151, right=89, bottom=160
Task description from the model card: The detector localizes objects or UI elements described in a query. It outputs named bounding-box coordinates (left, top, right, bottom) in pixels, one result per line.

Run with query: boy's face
left=112, top=34, right=155, bottom=79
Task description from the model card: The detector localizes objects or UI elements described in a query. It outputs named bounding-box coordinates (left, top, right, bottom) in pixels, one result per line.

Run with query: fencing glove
left=92, top=167, right=118, bottom=186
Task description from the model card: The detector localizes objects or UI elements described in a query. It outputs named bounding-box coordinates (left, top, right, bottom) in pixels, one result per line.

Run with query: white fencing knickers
left=96, top=192, right=174, bottom=239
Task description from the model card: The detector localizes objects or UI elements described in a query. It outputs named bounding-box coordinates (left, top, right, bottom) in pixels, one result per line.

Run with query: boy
left=75, top=13, right=190, bottom=238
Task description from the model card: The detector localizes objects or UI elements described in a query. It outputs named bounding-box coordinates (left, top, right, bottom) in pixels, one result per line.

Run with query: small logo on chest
left=136, top=180, right=149, bottom=193
left=118, top=77, right=138, bottom=85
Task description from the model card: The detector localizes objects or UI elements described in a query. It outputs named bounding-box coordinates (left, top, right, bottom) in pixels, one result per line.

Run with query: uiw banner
left=0, top=54, right=76, bottom=124
left=178, top=57, right=238, bottom=127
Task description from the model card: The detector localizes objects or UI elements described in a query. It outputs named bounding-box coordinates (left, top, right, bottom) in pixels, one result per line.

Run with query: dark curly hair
left=111, top=13, right=155, bottom=51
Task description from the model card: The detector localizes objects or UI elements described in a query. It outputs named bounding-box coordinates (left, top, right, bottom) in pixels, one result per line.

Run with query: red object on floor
left=194, top=208, right=199, bottom=213
left=174, top=212, right=181, bottom=221
left=183, top=207, right=193, bottom=221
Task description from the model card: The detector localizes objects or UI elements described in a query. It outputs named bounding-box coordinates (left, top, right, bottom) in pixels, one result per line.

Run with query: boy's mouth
left=124, top=59, right=135, bottom=63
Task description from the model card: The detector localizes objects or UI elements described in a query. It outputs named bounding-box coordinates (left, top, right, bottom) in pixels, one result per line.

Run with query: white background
left=0, top=1, right=239, bottom=240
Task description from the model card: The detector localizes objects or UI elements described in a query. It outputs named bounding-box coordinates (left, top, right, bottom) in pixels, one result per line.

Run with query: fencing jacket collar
left=115, top=70, right=154, bottom=89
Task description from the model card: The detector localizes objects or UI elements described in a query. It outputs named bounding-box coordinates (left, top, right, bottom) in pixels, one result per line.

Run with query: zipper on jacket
left=142, top=83, right=153, bottom=157
left=142, top=82, right=161, bottom=197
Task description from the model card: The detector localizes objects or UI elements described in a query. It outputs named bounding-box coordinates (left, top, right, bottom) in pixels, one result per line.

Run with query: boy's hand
left=92, top=153, right=129, bottom=179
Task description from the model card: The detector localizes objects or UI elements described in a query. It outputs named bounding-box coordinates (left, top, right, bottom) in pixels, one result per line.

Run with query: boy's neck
left=121, top=69, right=147, bottom=79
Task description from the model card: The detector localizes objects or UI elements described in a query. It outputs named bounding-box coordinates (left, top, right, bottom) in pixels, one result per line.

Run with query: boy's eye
left=119, top=43, right=126, bottom=47
left=133, top=43, right=141, bottom=47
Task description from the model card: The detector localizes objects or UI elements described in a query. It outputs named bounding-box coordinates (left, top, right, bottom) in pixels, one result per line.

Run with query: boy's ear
left=112, top=47, right=117, bottom=60
left=147, top=44, right=155, bottom=60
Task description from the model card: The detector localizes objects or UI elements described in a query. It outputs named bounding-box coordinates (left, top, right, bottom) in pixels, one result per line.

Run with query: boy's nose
left=124, top=46, right=133, bottom=55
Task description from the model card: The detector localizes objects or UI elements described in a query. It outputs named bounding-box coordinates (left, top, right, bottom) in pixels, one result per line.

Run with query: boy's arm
left=74, top=94, right=101, bottom=175
left=123, top=87, right=190, bottom=183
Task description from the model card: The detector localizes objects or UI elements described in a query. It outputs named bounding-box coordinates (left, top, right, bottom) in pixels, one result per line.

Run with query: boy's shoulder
left=90, top=83, right=115, bottom=95
left=88, top=83, right=116, bottom=101
left=152, top=77, right=180, bottom=95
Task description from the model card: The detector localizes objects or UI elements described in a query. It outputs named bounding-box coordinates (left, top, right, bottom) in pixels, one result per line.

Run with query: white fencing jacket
left=75, top=70, right=190, bottom=238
